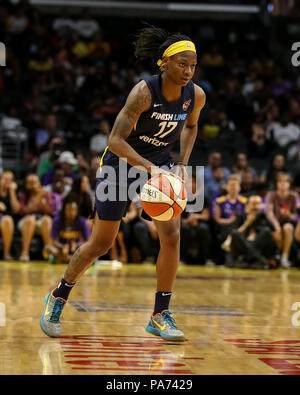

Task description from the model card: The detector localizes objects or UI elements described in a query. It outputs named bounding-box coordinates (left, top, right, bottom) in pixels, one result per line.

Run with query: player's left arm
left=179, top=84, right=206, bottom=166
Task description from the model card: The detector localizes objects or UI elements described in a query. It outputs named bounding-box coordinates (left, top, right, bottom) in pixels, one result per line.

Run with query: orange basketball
left=140, top=173, right=187, bottom=221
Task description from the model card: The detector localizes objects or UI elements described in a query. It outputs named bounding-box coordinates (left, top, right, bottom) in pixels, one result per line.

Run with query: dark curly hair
left=134, top=24, right=192, bottom=69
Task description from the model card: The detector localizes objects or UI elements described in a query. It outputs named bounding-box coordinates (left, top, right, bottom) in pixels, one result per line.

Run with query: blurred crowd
left=1, top=0, right=300, bottom=268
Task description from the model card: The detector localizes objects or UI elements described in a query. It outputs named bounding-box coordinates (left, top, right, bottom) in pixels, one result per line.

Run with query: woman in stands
left=17, top=173, right=54, bottom=261
left=0, top=171, right=20, bottom=260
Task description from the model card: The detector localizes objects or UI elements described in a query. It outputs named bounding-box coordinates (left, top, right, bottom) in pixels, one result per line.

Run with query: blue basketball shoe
left=40, top=291, right=66, bottom=338
left=145, top=310, right=185, bottom=342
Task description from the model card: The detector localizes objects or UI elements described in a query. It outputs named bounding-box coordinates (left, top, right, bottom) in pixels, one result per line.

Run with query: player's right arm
left=108, top=81, right=172, bottom=177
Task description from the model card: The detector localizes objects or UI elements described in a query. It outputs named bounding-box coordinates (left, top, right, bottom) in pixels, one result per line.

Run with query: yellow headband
left=157, top=40, right=196, bottom=67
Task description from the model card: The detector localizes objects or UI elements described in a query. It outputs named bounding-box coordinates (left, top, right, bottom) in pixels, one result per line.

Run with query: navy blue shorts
left=93, top=149, right=174, bottom=221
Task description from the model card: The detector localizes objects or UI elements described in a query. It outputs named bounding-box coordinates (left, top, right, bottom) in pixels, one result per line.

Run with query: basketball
left=140, top=173, right=187, bottom=221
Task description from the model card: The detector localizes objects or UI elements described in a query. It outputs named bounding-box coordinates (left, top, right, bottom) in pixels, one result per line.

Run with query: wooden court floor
left=1, top=260, right=300, bottom=375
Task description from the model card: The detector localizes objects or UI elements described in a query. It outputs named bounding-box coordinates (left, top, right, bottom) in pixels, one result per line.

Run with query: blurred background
left=1, top=0, right=300, bottom=267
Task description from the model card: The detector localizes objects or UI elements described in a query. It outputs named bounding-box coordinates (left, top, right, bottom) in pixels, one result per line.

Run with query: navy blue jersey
left=125, top=74, right=195, bottom=166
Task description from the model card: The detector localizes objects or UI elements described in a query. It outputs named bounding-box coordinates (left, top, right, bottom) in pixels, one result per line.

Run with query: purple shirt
left=42, top=168, right=77, bottom=186
left=51, top=215, right=91, bottom=244
left=214, top=194, right=247, bottom=218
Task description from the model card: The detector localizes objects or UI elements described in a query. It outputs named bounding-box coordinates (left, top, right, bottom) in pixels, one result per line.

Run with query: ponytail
left=134, top=24, right=192, bottom=68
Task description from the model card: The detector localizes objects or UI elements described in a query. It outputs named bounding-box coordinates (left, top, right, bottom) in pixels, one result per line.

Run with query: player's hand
left=246, top=212, right=257, bottom=225
left=150, top=166, right=183, bottom=183
left=173, top=164, right=189, bottom=184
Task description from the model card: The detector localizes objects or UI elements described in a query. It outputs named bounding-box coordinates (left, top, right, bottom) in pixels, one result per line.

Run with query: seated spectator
left=118, top=201, right=138, bottom=262
left=110, top=222, right=128, bottom=264
left=202, top=150, right=231, bottom=189
left=44, top=198, right=91, bottom=264
left=200, top=44, right=225, bottom=68
left=213, top=174, right=247, bottom=246
left=6, top=6, right=28, bottom=34
left=0, top=171, right=20, bottom=260
left=240, top=170, right=257, bottom=198
left=42, top=151, right=78, bottom=186
left=37, top=136, right=65, bottom=180
left=75, top=8, right=100, bottom=39
left=199, top=108, right=221, bottom=140
left=1, top=105, right=22, bottom=130
left=43, top=168, right=71, bottom=216
left=232, top=152, right=258, bottom=180
left=287, top=139, right=300, bottom=174
left=205, top=166, right=226, bottom=200
left=66, top=174, right=93, bottom=221
left=88, top=31, right=111, bottom=61
left=89, top=118, right=110, bottom=157
left=70, top=31, right=89, bottom=58
left=17, top=174, right=55, bottom=261
left=181, top=173, right=211, bottom=265
left=228, top=195, right=278, bottom=268
left=51, top=7, right=76, bottom=38
left=88, top=156, right=101, bottom=200
left=75, top=151, right=90, bottom=177
left=260, top=153, right=289, bottom=190
left=266, top=111, right=300, bottom=151
left=265, top=172, right=298, bottom=267
left=248, top=122, right=274, bottom=161
left=133, top=198, right=159, bottom=264
left=34, top=113, right=65, bottom=154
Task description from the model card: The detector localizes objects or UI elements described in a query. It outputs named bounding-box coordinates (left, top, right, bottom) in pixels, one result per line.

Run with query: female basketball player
left=41, top=25, right=206, bottom=341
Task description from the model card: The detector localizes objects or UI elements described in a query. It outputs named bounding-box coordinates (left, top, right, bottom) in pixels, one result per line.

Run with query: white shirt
left=266, top=122, right=300, bottom=148
left=89, top=134, right=108, bottom=154
left=75, top=20, right=100, bottom=38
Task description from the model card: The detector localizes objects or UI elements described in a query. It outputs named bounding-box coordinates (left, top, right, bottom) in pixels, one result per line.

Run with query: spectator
left=34, top=113, right=64, bottom=153
left=89, top=119, right=110, bottom=157
left=229, top=195, right=278, bottom=268
left=200, top=44, right=225, bottom=68
left=75, top=8, right=100, bottom=39
left=260, top=153, right=289, bottom=190
left=88, top=156, right=101, bottom=199
left=266, top=111, right=300, bottom=151
left=1, top=105, right=22, bottom=130
left=44, top=198, right=91, bottom=264
left=42, top=151, right=78, bottom=186
left=133, top=199, right=159, bottom=264
left=248, top=122, right=274, bottom=161
left=205, top=166, right=226, bottom=200
left=51, top=7, right=75, bottom=38
left=0, top=171, right=20, bottom=260
left=213, top=174, right=247, bottom=247
left=181, top=173, right=212, bottom=265
left=199, top=108, right=221, bottom=140
left=66, top=174, right=93, bottom=221
left=240, top=170, right=257, bottom=198
left=36, top=136, right=65, bottom=180
left=114, top=201, right=139, bottom=263
left=232, top=152, right=258, bottom=180
left=203, top=150, right=231, bottom=189
left=6, top=6, right=28, bottom=34
left=110, top=222, right=128, bottom=264
left=43, top=168, right=71, bottom=214
left=17, top=174, right=54, bottom=261
left=265, top=172, right=298, bottom=267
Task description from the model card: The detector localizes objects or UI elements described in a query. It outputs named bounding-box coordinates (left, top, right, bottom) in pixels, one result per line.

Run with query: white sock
left=281, top=253, right=288, bottom=261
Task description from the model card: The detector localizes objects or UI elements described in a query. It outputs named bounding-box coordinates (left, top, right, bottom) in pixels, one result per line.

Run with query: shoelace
left=50, top=299, right=65, bottom=323
left=162, top=311, right=178, bottom=329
